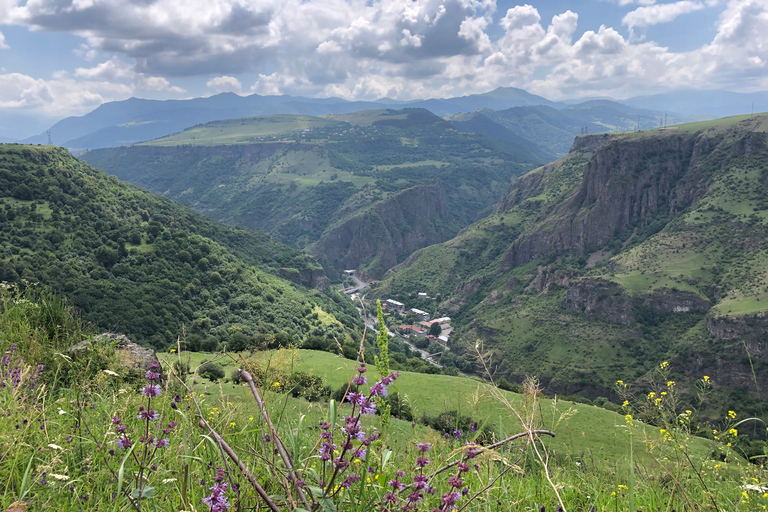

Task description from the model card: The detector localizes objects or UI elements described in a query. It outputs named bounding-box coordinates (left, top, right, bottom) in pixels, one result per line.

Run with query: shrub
left=199, top=361, right=225, bottom=382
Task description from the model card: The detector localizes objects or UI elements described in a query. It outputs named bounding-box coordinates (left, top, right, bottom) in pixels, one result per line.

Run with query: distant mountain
left=0, top=144, right=363, bottom=350
left=0, top=137, right=18, bottom=144
left=450, top=99, right=677, bottom=156
left=81, top=108, right=545, bottom=279
left=624, top=89, right=768, bottom=118
left=373, top=113, right=768, bottom=416
left=24, top=87, right=558, bottom=150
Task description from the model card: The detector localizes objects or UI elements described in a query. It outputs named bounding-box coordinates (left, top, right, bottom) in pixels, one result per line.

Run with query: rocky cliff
left=308, top=183, right=450, bottom=279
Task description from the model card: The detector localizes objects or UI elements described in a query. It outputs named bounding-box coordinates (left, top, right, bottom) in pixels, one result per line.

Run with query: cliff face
left=501, top=133, right=707, bottom=269
left=308, top=183, right=450, bottom=279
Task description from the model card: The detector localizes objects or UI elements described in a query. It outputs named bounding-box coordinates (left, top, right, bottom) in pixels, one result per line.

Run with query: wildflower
left=273, top=382, right=280, bottom=387
left=155, top=438, right=169, bottom=448
left=141, top=384, right=161, bottom=398
left=415, top=457, right=430, bottom=468
left=703, top=375, right=710, bottom=382
left=137, top=409, right=160, bottom=421
left=40, top=472, right=48, bottom=485
left=667, top=380, right=675, bottom=388
left=49, top=473, right=69, bottom=481
left=417, top=442, right=431, bottom=452
left=616, top=380, right=624, bottom=386
left=103, top=370, right=119, bottom=376
left=660, top=361, right=669, bottom=369
left=116, top=437, right=132, bottom=449
left=728, top=410, right=737, bottom=419
left=453, top=429, right=462, bottom=439
left=48, top=443, right=62, bottom=450
left=203, top=482, right=230, bottom=512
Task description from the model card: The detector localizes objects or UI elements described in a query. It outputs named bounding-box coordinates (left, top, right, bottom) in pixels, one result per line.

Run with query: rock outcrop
left=71, top=333, right=163, bottom=383
left=561, top=279, right=635, bottom=325
left=308, top=183, right=450, bottom=279
left=634, top=288, right=711, bottom=314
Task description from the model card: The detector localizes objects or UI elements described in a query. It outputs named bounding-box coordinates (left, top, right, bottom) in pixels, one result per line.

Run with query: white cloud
left=75, top=57, right=184, bottom=92
left=0, top=0, right=765, bottom=112
left=0, top=72, right=132, bottom=115
left=622, top=1, right=705, bottom=29
left=206, top=75, right=242, bottom=93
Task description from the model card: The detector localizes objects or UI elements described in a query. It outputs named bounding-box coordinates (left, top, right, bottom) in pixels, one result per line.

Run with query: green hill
left=0, top=144, right=362, bottom=349
left=81, top=108, right=544, bottom=279
left=373, top=114, right=768, bottom=419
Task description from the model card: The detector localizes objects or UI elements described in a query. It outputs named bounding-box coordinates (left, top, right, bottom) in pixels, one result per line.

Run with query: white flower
left=48, top=444, right=63, bottom=450
left=57, top=408, right=67, bottom=415
left=162, top=478, right=177, bottom=483
left=103, top=370, right=119, bottom=376
left=118, top=389, right=127, bottom=394
left=49, top=474, right=69, bottom=480
left=743, top=484, right=768, bottom=492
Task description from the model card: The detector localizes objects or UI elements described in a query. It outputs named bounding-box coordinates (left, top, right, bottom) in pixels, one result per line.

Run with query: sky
left=0, top=0, right=767, bottom=138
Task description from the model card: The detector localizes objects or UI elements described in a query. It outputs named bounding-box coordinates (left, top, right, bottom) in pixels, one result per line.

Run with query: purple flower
left=352, top=374, right=367, bottom=386
left=370, top=382, right=387, bottom=397
left=453, top=429, right=462, bottom=439
left=360, top=398, right=376, bottom=416
left=203, top=482, right=230, bottom=512
left=137, top=409, right=159, bottom=421
left=141, top=385, right=161, bottom=398
left=40, top=472, right=48, bottom=485
left=340, top=474, right=361, bottom=489
left=116, top=437, right=132, bottom=449
left=346, top=392, right=365, bottom=405
left=357, top=364, right=367, bottom=374
left=417, top=442, right=431, bottom=452
left=415, top=457, right=430, bottom=468
left=145, top=370, right=161, bottom=382
left=155, top=438, right=169, bottom=448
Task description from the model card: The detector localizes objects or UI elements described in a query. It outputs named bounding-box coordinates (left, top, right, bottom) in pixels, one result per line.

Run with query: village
left=381, top=297, right=451, bottom=350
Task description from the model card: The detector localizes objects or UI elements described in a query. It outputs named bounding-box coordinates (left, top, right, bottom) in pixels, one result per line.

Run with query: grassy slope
left=164, top=349, right=715, bottom=468
left=372, top=114, right=768, bottom=410
left=0, top=144, right=362, bottom=348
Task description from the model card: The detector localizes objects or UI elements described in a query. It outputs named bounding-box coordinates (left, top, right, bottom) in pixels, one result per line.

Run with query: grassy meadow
left=2, top=287, right=767, bottom=512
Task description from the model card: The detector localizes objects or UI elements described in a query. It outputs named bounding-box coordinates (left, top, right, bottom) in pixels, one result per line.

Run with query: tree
left=429, top=322, right=442, bottom=336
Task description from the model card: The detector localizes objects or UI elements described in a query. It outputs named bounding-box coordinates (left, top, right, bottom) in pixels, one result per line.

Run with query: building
left=409, top=308, right=430, bottom=322
left=384, top=299, right=405, bottom=313
left=396, top=324, right=426, bottom=336
left=417, top=292, right=429, bottom=300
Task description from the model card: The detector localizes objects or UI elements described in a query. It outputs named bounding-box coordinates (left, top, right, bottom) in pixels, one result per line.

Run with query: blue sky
left=0, top=0, right=765, bottom=138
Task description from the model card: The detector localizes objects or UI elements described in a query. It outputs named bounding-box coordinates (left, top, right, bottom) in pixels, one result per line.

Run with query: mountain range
left=13, top=87, right=766, bottom=150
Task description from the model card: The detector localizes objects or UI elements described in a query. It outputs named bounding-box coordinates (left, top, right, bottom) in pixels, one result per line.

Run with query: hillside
left=82, top=109, right=543, bottom=279
left=373, top=114, right=768, bottom=418
left=0, top=144, right=362, bottom=349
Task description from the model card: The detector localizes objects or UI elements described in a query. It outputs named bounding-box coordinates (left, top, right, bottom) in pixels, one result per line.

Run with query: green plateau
left=373, top=114, right=768, bottom=421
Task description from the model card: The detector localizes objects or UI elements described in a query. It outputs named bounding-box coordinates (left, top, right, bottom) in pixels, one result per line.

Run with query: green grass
left=143, top=115, right=347, bottom=146
left=161, top=349, right=716, bottom=468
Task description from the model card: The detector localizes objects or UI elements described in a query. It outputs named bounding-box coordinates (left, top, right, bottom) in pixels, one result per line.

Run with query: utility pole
left=46, top=130, right=52, bottom=145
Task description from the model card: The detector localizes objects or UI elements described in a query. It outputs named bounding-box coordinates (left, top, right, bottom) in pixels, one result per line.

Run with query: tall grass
left=0, top=289, right=766, bottom=511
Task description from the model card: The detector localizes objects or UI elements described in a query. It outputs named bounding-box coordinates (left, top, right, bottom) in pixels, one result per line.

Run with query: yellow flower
left=667, top=380, right=675, bottom=388
left=728, top=410, right=736, bottom=419
left=647, top=392, right=656, bottom=399
left=703, top=375, right=710, bottom=382
left=622, top=400, right=630, bottom=407
left=660, top=361, right=669, bottom=369
left=230, top=422, right=236, bottom=428
left=273, top=382, right=281, bottom=387
left=616, top=380, right=624, bottom=386
left=611, top=492, right=616, bottom=497
left=728, top=428, right=738, bottom=436
left=366, top=477, right=371, bottom=483
left=249, top=417, right=254, bottom=421
left=170, top=348, right=176, bottom=353
left=618, top=484, right=628, bottom=490
left=661, top=391, right=667, bottom=396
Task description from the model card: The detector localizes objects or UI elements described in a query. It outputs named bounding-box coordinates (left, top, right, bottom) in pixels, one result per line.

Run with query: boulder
left=70, top=333, right=163, bottom=383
